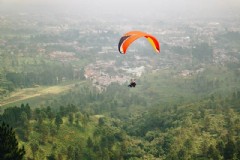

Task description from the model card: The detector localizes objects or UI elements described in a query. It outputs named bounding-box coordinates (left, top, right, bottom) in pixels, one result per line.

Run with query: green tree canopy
left=0, top=122, right=25, bottom=160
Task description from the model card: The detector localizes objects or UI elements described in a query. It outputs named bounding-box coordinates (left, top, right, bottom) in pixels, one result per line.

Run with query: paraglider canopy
left=118, top=31, right=160, bottom=54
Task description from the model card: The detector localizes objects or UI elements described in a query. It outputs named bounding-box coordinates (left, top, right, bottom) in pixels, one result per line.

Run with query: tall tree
left=224, top=139, right=236, bottom=160
left=68, top=113, right=74, bottom=125
left=19, top=112, right=30, bottom=141
left=55, top=114, right=63, bottom=130
left=50, top=124, right=57, bottom=142
left=46, top=106, right=55, bottom=122
left=0, top=122, right=25, bottom=160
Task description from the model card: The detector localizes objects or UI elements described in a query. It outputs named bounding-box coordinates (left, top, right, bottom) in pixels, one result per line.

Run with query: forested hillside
left=1, top=4, right=240, bottom=159
left=1, top=64, right=240, bottom=160
left=0, top=90, right=240, bottom=159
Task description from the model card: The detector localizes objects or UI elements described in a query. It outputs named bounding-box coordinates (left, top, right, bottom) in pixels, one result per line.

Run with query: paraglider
left=128, top=79, right=136, bottom=88
left=118, top=31, right=160, bottom=88
left=118, top=31, right=160, bottom=54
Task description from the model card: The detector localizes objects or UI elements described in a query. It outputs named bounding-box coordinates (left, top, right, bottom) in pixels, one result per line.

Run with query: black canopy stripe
left=118, top=35, right=130, bottom=54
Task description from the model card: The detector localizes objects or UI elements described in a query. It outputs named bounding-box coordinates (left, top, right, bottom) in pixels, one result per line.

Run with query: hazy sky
left=1, top=0, right=240, bottom=19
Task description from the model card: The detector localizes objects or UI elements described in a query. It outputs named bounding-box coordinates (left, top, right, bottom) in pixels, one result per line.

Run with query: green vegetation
left=0, top=81, right=86, bottom=108
left=0, top=122, right=25, bottom=160
left=0, top=63, right=240, bottom=159
left=1, top=12, right=240, bottom=160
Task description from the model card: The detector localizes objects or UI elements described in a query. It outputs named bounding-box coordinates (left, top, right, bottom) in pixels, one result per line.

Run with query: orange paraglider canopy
left=118, top=31, right=160, bottom=54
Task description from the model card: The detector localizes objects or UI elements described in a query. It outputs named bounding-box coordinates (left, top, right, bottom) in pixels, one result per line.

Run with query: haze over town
left=1, top=0, right=240, bottom=20
left=1, top=0, right=240, bottom=160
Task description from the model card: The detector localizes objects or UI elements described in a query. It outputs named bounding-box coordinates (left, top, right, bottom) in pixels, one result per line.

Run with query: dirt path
left=0, top=83, right=79, bottom=107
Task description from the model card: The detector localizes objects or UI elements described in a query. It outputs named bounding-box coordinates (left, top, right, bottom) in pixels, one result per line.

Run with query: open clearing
left=0, top=82, right=83, bottom=107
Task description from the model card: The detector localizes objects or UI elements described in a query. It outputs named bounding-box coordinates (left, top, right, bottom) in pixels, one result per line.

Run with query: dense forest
left=0, top=89, right=240, bottom=159
left=1, top=62, right=240, bottom=159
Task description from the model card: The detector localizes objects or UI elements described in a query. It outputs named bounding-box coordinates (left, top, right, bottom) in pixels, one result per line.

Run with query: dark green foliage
left=55, top=114, right=63, bottom=130
left=50, top=124, right=57, bottom=141
left=46, top=154, right=56, bottom=160
left=216, top=140, right=225, bottom=156
left=1, top=86, right=240, bottom=160
left=224, top=139, right=236, bottom=160
left=236, top=140, right=240, bottom=159
left=45, top=106, right=56, bottom=122
left=67, top=145, right=85, bottom=160
left=162, top=134, right=174, bottom=153
left=87, top=137, right=94, bottom=148
left=0, top=104, right=31, bottom=127
left=0, top=122, right=25, bottom=160
left=98, top=117, right=105, bottom=126
left=68, top=113, right=74, bottom=125
left=177, top=148, right=188, bottom=160
left=207, top=145, right=221, bottom=160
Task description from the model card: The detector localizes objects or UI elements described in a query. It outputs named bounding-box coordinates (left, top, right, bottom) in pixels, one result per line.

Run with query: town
left=0, top=12, right=240, bottom=92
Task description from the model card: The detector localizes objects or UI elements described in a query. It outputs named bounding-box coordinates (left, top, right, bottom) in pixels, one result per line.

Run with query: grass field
left=0, top=81, right=86, bottom=109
